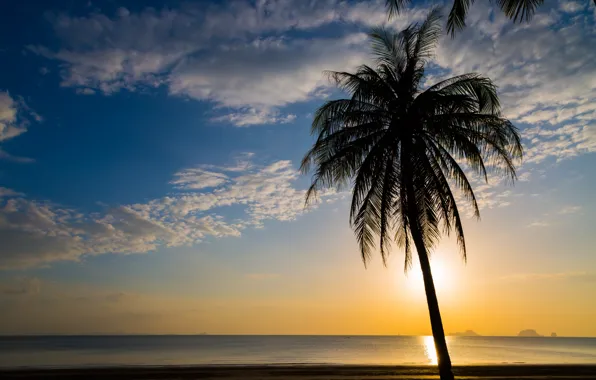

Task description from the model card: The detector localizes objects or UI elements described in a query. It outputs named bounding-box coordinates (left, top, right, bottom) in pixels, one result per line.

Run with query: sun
left=404, top=257, right=451, bottom=293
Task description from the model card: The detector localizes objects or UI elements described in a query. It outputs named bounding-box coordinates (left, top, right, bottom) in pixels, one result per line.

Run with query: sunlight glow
left=405, top=257, right=451, bottom=294
left=423, top=336, right=438, bottom=365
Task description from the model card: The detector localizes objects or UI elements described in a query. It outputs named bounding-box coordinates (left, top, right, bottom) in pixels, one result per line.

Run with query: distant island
left=518, top=329, right=542, bottom=337
left=551, top=332, right=558, bottom=337
left=450, top=330, right=480, bottom=337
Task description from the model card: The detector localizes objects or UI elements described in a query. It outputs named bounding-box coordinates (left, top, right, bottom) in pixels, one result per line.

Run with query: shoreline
left=2, top=364, right=596, bottom=379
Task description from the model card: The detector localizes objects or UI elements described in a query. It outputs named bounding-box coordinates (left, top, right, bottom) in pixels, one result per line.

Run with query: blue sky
left=1, top=0, right=596, bottom=335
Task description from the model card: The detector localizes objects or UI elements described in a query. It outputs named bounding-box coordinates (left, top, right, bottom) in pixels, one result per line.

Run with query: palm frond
left=326, top=69, right=397, bottom=110
left=430, top=115, right=522, bottom=182
left=425, top=146, right=470, bottom=260
left=370, top=27, right=407, bottom=72
left=425, top=135, right=480, bottom=217
left=352, top=153, right=386, bottom=264
left=413, top=7, right=443, bottom=60
left=424, top=74, right=501, bottom=115
left=302, top=127, right=386, bottom=204
left=378, top=148, right=400, bottom=265
left=496, top=0, right=545, bottom=22
left=447, top=0, right=475, bottom=36
left=385, top=0, right=411, bottom=18
left=349, top=139, right=392, bottom=224
left=394, top=175, right=412, bottom=271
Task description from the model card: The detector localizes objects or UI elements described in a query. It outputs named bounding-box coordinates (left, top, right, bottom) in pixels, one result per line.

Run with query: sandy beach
left=2, top=365, right=596, bottom=379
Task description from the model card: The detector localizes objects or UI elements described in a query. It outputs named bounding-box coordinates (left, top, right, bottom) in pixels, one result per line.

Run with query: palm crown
left=301, top=8, right=523, bottom=268
left=386, top=0, right=596, bottom=36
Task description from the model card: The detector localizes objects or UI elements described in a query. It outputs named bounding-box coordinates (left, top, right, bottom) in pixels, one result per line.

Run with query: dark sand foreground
left=2, top=365, right=596, bottom=380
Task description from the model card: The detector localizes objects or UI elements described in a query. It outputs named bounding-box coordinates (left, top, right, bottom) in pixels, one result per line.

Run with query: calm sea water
left=1, top=335, right=596, bottom=368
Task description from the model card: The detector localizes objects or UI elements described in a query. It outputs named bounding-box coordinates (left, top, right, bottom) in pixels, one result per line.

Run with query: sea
left=1, top=335, right=596, bottom=369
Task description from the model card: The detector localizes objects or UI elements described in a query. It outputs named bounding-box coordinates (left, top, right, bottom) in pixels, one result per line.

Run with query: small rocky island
left=518, top=329, right=542, bottom=337
left=451, top=330, right=480, bottom=336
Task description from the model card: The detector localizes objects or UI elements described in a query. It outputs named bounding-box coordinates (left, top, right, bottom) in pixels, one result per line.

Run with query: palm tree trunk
left=401, top=138, right=454, bottom=379
left=407, top=207, right=454, bottom=379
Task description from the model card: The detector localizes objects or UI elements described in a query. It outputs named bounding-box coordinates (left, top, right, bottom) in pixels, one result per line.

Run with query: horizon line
left=0, top=334, right=593, bottom=338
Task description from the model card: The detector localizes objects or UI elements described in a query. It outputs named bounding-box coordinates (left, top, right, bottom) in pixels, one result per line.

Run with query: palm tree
left=301, top=9, right=522, bottom=380
left=386, top=0, right=596, bottom=36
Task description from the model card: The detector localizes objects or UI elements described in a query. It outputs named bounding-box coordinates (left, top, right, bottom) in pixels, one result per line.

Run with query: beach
left=2, top=365, right=596, bottom=379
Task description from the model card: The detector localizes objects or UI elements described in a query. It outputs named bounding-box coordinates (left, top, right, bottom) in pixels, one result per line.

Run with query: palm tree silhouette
left=386, top=0, right=596, bottom=36
left=301, top=9, right=522, bottom=380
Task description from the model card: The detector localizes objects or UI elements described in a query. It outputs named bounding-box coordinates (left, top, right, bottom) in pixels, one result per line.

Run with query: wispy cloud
left=0, top=91, right=41, bottom=162
left=26, top=0, right=426, bottom=126
left=558, top=205, right=582, bottom=215
left=0, top=92, right=20, bottom=141
left=24, top=1, right=596, bottom=206
left=0, top=277, right=41, bottom=296
left=170, top=168, right=229, bottom=190
left=416, top=1, right=596, bottom=217
left=518, top=172, right=532, bottom=182
left=9, top=0, right=595, bottom=256
left=527, top=221, right=550, bottom=228
left=212, top=109, right=297, bottom=127
left=0, top=149, right=36, bottom=163
left=0, top=156, right=344, bottom=269
left=25, top=0, right=596, bottom=165
left=523, top=205, right=581, bottom=228
left=559, top=0, right=585, bottom=13
left=0, top=187, right=24, bottom=198
left=432, top=2, right=596, bottom=166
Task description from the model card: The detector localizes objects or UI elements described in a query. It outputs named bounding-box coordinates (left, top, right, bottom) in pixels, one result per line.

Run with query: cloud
left=527, top=221, right=550, bottom=228
left=167, top=34, right=369, bottom=124
left=413, top=2, right=596, bottom=215
left=522, top=122, right=596, bottom=164
left=559, top=0, right=585, bottom=13
left=0, top=199, right=176, bottom=268
left=211, top=108, right=297, bottom=127
left=451, top=171, right=527, bottom=218
left=28, top=0, right=426, bottom=126
left=0, top=187, right=24, bottom=198
left=170, top=168, right=229, bottom=190
left=0, top=91, right=41, bottom=162
left=31, top=0, right=595, bottom=132
left=432, top=2, right=596, bottom=166
left=558, top=205, right=582, bottom=214
left=0, top=277, right=41, bottom=296
left=0, top=156, right=343, bottom=269
left=0, top=92, right=22, bottom=142
left=10, top=1, right=595, bottom=259
left=518, top=172, right=532, bottom=182
left=25, top=1, right=596, bottom=214
left=0, top=149, right=36, bottom=163
left=76, top=88, right=95, bottom=95
left=523, top=205, right=581, bottom=228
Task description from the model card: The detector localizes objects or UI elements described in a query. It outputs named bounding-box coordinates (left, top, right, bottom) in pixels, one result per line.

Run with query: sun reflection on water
left=423, top=336, right=438, bottom=365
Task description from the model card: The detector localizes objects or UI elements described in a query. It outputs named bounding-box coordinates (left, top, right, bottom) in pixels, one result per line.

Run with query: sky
left=0, top=0, right=595, bottom=336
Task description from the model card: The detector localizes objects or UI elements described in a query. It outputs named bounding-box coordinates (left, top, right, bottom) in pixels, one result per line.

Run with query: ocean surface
left=1, top=335, right=596, bottom=368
